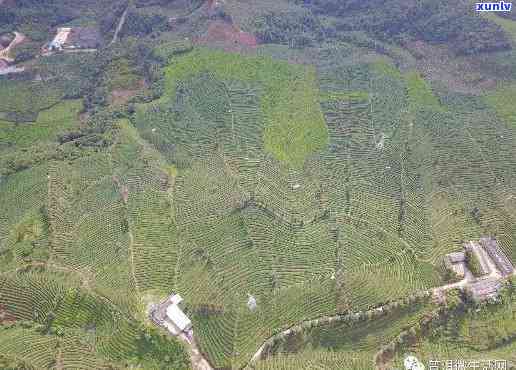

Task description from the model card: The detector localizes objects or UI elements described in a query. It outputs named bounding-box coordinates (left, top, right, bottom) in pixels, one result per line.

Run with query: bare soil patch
left=196, top=20, right=257, bottom=52
left=0, top=304, right=17, bottom=325
left=109, top=79, right=145, bottom=106
left=110, top=88, right=139, bottom=106
left=0, top=32, right=27, bottom=62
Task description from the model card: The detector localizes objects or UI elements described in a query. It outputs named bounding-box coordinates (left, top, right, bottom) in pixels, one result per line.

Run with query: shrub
left=465, top=250, right=484, bottom=277
left=255, top=9, right=326, bottom=47
left=120, top=11, right=168, bottom=38
left=13, top=42, right=40, bottom=64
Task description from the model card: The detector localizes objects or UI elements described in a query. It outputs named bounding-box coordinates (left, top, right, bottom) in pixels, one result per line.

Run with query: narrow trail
left=110, top=5, right=129, bottom=46
left=127, top=230, right=141, bottom=296
left=178, top=332, right=214, bottom=370
left=55, top=347, right=64, bottom=370
left=246, top=294, right=431, bottom=368
left=0, top=32, right=26, bottom=62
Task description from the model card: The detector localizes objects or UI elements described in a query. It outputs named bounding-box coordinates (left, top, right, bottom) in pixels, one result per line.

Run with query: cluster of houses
left=444, top=237, right=514, bottom=301
left=0, top=25, right=102, bottom=75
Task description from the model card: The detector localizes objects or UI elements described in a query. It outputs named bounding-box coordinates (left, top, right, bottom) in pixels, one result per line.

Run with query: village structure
left=150, top=293, right=193, bottom=339
left=0, top=25, right=102, bottom=75
left=438, top=236, right=514, bottom=302
left=43, top=26, right=102, bottom=53
left=149, top=294, right=213, bottom=370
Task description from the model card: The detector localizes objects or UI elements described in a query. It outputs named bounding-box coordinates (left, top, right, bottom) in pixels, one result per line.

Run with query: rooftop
left=166, top=304, right=192, bottom=332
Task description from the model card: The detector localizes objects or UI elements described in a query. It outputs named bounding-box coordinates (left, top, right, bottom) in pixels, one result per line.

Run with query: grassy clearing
left=0, top=100, right=82, bottom=148
left=484, top=13, right=516, bottom=45
left=162, top=48, right=328, bottom=168
left=404, top=71, right=442, bottom=111
left=0, top=80, right=64, bottom=123
left=484, top=84, right=516, bottom=127
left=371, top=59, right=403, bottom=79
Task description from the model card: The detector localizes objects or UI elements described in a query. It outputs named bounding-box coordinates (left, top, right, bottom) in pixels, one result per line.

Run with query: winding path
left=0, top=32, right=26, bottom=62
left=247, top=242, right=515, bottom=367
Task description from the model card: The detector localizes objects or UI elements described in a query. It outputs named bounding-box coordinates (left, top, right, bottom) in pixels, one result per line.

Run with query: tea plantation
left=1, top=0, right=516, bottom=368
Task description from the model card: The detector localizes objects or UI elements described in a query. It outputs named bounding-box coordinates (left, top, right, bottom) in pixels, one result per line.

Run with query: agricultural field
left=1, top=0, right=516, bottom=369
left=391, top=284, right=516, bottom=368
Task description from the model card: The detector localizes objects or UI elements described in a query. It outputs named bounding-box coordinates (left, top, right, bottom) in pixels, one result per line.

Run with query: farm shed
left=447, top=252, right=466, bottom=264
left=47, top=26, right=102, bottom=51
left=166, top=294, right=192, bottom=332
left=444, top=251, right=467, bottom=278
left=480, top=237, right=514, bottom=276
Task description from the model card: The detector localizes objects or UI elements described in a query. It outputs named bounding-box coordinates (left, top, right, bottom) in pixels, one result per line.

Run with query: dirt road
left=179, top=331, right=213, bottom=370
left=110, top=5, right=129, bottom=46
left=0, top=32, right=26, bottom=62
left=248, top=243, right=514, bottom=367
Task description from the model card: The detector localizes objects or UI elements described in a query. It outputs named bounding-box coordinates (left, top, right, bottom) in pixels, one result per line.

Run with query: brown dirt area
left=109, top=79, right=145, bottom=106
left=110, top=89, right=140, bottom=106
left=0, top=32, right=27, bottom=63
left=196, top=20, right=257, bottom=52
left=0, top=304, right=17, bottom=325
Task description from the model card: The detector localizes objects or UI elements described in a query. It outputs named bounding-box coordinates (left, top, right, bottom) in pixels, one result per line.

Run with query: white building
left=247, top=294, right=257, bottom=311
left=166, top=294, right=192, bottom=332
left=49, top=28, right=72, bottom=51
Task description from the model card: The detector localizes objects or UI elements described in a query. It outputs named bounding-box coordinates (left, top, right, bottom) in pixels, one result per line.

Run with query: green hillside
left=1, top=0, right=516, bottom=369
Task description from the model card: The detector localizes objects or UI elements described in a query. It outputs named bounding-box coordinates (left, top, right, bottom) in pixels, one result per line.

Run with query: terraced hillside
left=390, top=282, right=516, bottom=368
left=129, top=46, right=516, bottom=368
left=1, top=0, right=516, bottom=369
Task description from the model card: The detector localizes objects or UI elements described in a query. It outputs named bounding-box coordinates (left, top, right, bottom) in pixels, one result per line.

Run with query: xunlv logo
left=476, top=1, right=512, bottom=11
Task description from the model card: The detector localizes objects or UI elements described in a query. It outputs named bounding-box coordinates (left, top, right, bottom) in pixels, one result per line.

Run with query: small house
left=480, top=237, right=514, bottom=276
left=165, top=294, right=192, bottom=332
left=447, top=251, right=466, bottom=264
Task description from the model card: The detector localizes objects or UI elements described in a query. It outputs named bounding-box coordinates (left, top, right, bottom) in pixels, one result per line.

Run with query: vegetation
left=297, top=0, right=511, bottom=55
left=465, top=249, right=484, bottom=278
left=485, top=84, right=516, bottom=128
left=0, top=0, right=113, bottom=41
left=254, top=9, right=326, bottom=48
left=391, top=282, right=516, bottom=367
left=0, top=272, right=190, bottom=369
left=1, top=0, right=515, bottom=368
left=0, top=100, right=83, bottom=148
left=138, top=48, right=329, bottom=168
left=120, top=11, right=168, bottom=38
